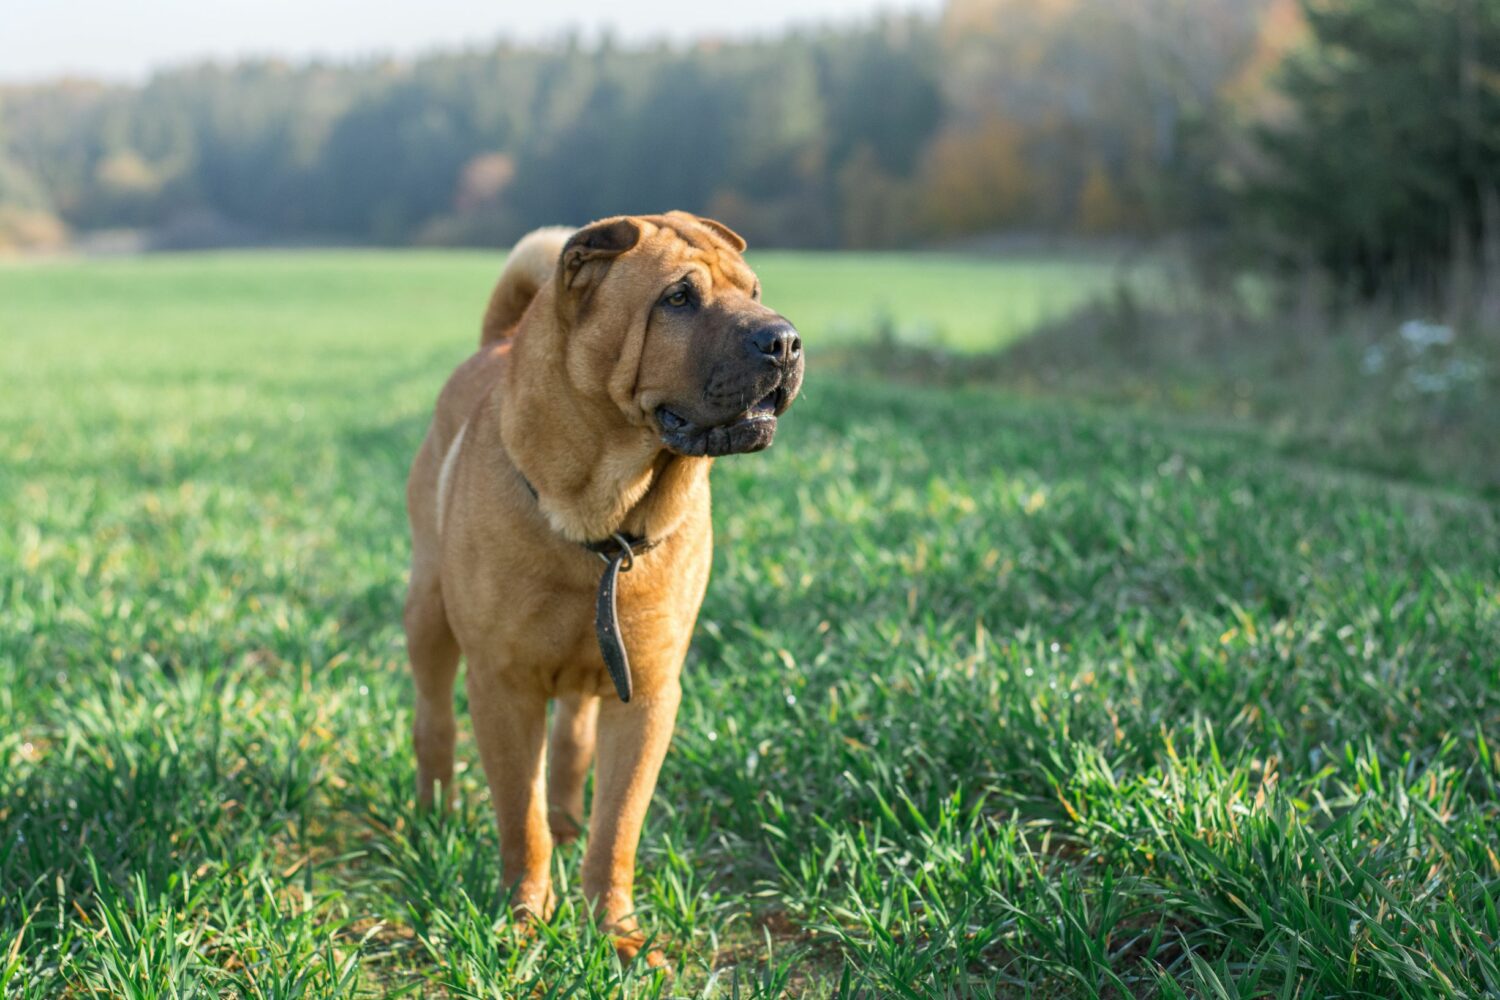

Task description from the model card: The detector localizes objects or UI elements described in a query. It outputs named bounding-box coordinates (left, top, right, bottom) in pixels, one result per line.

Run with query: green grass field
left=2, top=252, right=1498, bottom=997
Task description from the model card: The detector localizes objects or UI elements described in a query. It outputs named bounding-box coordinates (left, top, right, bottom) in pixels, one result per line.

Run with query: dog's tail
left=480, top=225, right=575, bottom=346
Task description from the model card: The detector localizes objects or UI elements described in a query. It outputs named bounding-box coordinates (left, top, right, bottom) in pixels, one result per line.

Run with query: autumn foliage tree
left=919, top=117, right=1036, bottom=235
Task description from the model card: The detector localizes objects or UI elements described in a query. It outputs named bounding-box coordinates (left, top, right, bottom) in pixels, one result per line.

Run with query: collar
left=516, top=474, right=659, bottom=563
left=516, top=470, right=657, bottom=703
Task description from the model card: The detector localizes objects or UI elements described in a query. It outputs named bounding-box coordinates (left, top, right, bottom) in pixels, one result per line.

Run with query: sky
left=0, top=0, right=943, bottom=84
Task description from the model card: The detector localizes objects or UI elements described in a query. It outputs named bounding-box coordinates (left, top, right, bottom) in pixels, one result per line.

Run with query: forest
left=3, top=0, right=1496, bottom=298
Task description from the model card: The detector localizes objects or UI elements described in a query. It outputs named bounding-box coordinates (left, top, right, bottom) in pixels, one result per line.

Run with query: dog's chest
left=447, top=548, right=683, bottom=697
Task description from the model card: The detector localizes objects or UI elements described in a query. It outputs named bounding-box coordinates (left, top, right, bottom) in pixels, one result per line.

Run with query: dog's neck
left=498, top=313, right=709, bottom=546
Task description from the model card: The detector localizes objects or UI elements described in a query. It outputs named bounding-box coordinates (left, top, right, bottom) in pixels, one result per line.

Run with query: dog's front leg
left=582, top=680, right=681, bottom=964
left=466, top=664, right=554, bottom=921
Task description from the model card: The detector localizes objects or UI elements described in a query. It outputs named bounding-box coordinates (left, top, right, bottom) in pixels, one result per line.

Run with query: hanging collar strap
left=516, top=471, right=656, bottom=702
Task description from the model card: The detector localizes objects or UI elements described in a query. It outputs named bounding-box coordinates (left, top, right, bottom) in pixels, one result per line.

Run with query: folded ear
left=559, top=217, right=642, bottom=291
left=694, top=215, right=747, bottom=253
left=665, top=210, right=747, bottom=253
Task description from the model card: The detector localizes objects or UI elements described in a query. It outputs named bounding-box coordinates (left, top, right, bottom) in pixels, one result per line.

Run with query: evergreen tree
left=1250, top=0, right=1500, bottom=298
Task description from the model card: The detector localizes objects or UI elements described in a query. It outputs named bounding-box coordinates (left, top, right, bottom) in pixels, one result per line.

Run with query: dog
left=403, top=212, right=803, bottom=964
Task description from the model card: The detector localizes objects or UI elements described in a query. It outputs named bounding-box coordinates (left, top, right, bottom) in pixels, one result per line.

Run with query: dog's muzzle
left=656, top=367, right=799, bottom=457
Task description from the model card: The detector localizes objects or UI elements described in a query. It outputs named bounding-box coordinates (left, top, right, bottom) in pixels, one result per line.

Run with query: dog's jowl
left=403, top=213, right=803, bottom=965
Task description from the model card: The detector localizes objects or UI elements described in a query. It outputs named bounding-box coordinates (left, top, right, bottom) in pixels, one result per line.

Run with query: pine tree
left=1250, top=0, right=1500, bottom=299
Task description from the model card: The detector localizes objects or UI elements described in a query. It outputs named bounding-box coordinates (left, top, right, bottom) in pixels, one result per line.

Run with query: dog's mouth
left=656, top=385, right=790, bottom=457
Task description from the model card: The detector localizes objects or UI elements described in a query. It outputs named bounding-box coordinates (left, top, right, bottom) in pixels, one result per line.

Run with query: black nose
left=751, top=325, right=802, bottom=364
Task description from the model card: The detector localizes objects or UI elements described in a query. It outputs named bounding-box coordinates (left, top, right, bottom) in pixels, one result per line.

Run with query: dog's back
left=409, top=226, right=575, bottom=540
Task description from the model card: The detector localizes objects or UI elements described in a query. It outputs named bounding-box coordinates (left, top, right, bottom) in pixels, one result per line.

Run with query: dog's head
left=554, top=212, right=803, bottom=458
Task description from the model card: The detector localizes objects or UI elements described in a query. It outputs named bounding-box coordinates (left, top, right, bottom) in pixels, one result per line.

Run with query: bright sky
left=0, top=0, right=943, bottom=83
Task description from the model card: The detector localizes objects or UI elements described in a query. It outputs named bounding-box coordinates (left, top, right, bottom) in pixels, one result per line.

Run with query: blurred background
left=2, top=0, right=1496, bottom=488
left=2, top=0, right=1318, bottom=252
left=4, top=5, right=1500, bottom=994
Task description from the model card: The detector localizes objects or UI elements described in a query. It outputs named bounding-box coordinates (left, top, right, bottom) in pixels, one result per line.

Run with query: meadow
left=2, top=251, right=1498, bottom=997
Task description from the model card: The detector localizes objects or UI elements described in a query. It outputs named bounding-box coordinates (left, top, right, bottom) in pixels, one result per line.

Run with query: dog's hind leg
left=547, top=693, right=599, bottom=843
left=406, top=571, right=460, bottom=810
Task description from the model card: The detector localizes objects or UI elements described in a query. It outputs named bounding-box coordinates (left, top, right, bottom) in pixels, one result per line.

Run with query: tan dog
left=403, top=212, right=803, bottom=963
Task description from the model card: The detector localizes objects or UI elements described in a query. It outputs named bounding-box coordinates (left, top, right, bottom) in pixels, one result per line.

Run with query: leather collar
left=516, top=471, right=656, bottom=703
left=517, top=474, right=659, bottom=562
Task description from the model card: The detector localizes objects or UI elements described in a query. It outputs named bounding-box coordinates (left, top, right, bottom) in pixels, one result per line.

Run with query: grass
left=746, top=251, right=1126, bottom=351
left=0, top=247, right=1121, bottom=359
left=2, top=251, right=1498, bottom=997
left=988, top=284, right=1500, bottom=497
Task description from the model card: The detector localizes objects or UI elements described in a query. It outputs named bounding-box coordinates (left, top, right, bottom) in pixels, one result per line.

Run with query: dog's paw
left=506, top=881, right=558, bottom=929
left=612, top=932, right=671, bottom=973
left=548, top=811, right=584, bottom=845
left=506, top=915, right=540, bottom=944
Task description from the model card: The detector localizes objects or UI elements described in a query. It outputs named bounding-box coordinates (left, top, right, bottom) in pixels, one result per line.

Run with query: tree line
left=1, top=0, right=1494, bottom=298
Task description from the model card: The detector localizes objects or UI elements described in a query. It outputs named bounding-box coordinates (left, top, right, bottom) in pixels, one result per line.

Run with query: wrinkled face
left=558, top=212, right=804, bottom=457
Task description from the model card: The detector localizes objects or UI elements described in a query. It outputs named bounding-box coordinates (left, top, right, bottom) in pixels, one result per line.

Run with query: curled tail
left=480, top=225, right=575, bottom=346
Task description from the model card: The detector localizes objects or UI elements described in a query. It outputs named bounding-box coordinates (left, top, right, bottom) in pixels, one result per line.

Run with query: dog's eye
left=664, top=285, right=691, bottom=308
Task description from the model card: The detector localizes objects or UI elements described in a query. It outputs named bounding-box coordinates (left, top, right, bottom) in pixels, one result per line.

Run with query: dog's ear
left=666, top=210, right=747, bottom=253
left=559, top=217, right=642, bottom=292
left=694, top=215, right=747, bottom=253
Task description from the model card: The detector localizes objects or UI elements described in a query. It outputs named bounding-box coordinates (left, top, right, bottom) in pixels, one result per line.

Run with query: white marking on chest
left=435, top=420, right=468, bottom=535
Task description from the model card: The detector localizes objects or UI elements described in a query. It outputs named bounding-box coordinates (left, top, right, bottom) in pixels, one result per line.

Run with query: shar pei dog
left=403, top=212, right=803, bottom=965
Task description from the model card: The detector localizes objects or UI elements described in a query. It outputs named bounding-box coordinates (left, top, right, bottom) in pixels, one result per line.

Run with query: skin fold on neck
left=498, top=287, right=710, bottom=546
